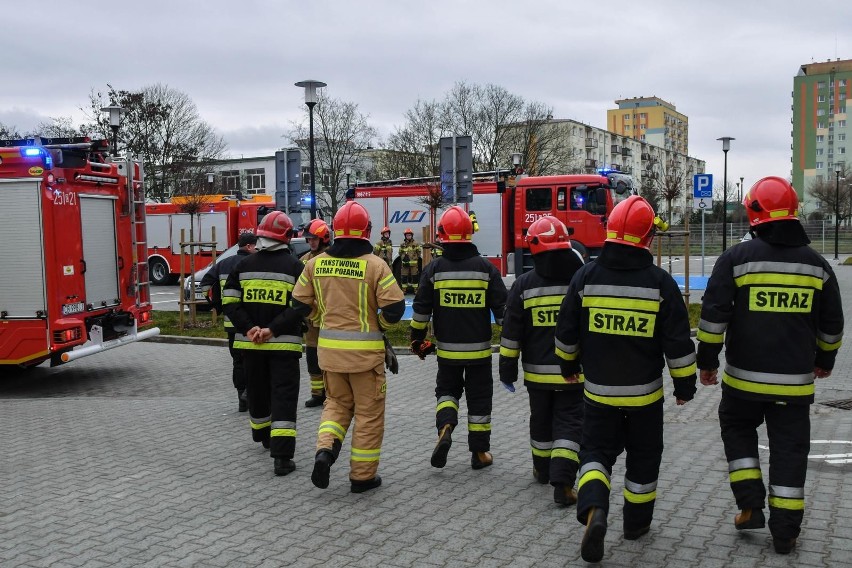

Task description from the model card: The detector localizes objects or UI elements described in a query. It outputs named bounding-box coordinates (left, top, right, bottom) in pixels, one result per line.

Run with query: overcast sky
left=2, top=0, right=850, bottom=196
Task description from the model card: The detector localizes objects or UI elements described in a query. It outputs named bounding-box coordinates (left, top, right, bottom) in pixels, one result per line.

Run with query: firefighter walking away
left=554, top=196, right=696, bottom=563
left=499, top=216, right=585, bottom=506
left=697, top=177, right=844, bottom=555
left=411, top=206, right=507, bottom=471
left=223, top=211, right=305, bottom=477
left=301, top=219, right=332, bottom=408
left=292, top=202, right=405, bottom=493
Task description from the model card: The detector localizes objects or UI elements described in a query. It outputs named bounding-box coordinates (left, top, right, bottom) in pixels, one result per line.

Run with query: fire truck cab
left=0, top=137, right=158, bottom=369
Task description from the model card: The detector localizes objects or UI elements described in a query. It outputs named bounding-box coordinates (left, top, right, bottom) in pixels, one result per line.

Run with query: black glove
left=384, top=335, right=399, bottom=374
left=410, top=339, right=436, bottom=360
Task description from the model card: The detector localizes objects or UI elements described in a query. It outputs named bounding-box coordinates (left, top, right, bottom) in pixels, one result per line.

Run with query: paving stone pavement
left=1, top=259, right=851, bottom=567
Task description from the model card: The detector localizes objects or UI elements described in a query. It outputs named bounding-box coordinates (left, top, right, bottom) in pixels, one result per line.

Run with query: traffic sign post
left=693, top=174, right=713, bottom=277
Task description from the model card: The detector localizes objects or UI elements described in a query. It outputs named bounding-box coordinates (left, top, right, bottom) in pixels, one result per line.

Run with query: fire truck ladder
left=126, top=158, right=151, bottom=309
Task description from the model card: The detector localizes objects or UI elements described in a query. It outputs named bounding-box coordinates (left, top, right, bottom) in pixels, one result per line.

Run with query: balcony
left=584, top=159, right=598, bottom=168
left=610, top=163, right=622, bottom=171
left=621, top=147, right=632, bottom=157
left=585, top=138, right=598, bottom=148
left=641, top=152, right=651, bottom=161
left=611, top=145, right=622, bottom=154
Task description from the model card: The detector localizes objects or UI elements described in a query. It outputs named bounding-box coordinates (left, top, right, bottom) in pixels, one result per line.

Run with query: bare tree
left=644, top=157, right=693, bottom=222
left=377, top=99, right=446, bottom=179
left=0, top=122, right=21, bottom=139
left=287, top=92, right=377, bottom=218
left=83, top=84, right=227, bottom=202
left=502, top=103, right=579, bottom=176
left=33, top=116, right=87, bottom=138
left=809, top=166, right=852, bottom=226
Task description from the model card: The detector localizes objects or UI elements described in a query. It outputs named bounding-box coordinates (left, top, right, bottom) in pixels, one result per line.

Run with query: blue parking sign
left=693, top=174, right=713, bottom=198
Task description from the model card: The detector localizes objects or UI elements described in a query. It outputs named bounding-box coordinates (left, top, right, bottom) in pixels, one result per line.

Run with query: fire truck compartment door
left=0, top=178, right=47, bottom=317
left=80, top=195, right=120, bottom=309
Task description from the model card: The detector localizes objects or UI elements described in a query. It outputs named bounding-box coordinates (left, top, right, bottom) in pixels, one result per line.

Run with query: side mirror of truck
left=596, top=187, right=607, bottom=205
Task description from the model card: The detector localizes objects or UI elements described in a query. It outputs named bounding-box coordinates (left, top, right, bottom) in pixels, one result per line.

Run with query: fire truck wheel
left=570, top=240, right=589, bottom=262
left=149, top=258, right=173, bottom=286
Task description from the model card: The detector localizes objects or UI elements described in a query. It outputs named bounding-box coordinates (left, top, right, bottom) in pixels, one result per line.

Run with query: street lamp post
left=295, top=80, right=327, bottom=220
left=511, top=152, right=523, bottom=175
left=835, top=169, right=841, bottom=260
left=739, top=176, right=744, bottom=202
left=100, top=105, right=124, bottom=156
left=207, top=172, right=215, bottom=193
left=717, top=137, right=735, bottom=251
left=344, top=163, right=353, bottom=190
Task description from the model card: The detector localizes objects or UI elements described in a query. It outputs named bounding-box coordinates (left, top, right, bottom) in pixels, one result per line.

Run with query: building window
left=301, top=166, right=311, bottom=186
left=839, top=134, right=847, bottom=141
left=245, top=168, right=265, bottom=194
left=840, top=147, right=847, bottom=154
left=817, top=135, right=824, bottom=142
left=816, top=162, right=824, bottom=169
left=840, top=120, right=848, bottom=127
left=625, top=125, right=631, bottom=131
left=817, top=109, right=826, bottom=116
left=818, top=95, right=826, bottom=102
left=816, top=148, right=824, bottom=156
left=818, top=122, right=827, bottom=129
left=818, top=81, right=826, bottom=89
left=222, top=170, right=240, bottom=194
left=840, top=79, right=848, bottom=87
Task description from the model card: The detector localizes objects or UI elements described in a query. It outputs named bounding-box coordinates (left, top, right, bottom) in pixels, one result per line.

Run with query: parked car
left=183, top=237, right=310, bottom=308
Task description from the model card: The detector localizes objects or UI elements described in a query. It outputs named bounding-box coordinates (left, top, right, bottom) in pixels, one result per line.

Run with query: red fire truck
left=353, top=170, right=636, bottom=275
left=145, top=197, right=274, bottom=284
left=0, top=137, right=158, bottom=368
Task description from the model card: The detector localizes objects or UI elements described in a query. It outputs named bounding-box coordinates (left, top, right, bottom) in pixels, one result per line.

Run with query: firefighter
left=301, top=218, right=332, bottom=409
left=223, top=211, right=305, bottom=477
left=398, top=228, right=422, bottom=294
left=374, top=226, right=393, bottom=267
left=200, top=231, right=258, bottom=412
left=554, top=196, right=696, bottom=563
left=697, top=177, right=844, bottom=555
left=499, top=216, right=585, bottom=506
left=292, top=202, right=405, bottom=493
left=411, top=206, right=507, bottom=471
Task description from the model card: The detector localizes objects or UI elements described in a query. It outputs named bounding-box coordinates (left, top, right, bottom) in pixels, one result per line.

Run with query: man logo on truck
left=389, top=210, right=427, bottom=224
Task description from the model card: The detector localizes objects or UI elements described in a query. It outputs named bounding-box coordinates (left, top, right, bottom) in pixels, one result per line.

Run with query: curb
left=144, top=334, right=418, bottom=355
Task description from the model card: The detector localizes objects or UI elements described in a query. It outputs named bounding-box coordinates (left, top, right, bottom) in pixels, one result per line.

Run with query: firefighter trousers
left=576, top=400, right=663, bottom=535
left=719, top=391, right=810, bottom=540
left=305, top=346, right=324, bottom=397
left=401, top=268, right=420, bottom=291
left=435, top=361, right=493, bottom=453
left=226, top=330, right=246, bottom=392
left=528, top=388, right=584, bottom=486
left=242, top=351, right=300, bottom=459
left=316, top=363, right=386, bottom=482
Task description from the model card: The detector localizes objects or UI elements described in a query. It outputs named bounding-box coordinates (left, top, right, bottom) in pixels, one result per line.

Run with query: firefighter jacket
left=411, top=243, right=507, bottom=365
left=222, top=247, right=305, bottom=353
left=374, top=238, right=393, bottom=266
left=554, top=242, right=697, bottom=407
left=291, top=239, right=406, bottom=373
left=697, top=221, right=844, bottom=405
left=200, top=248, right=253, bottom=329
left=300, top=247, right=327, bottom=348
left=399, top=240, right=422, bottom=268
left=500, top=249, right=585, bottom=390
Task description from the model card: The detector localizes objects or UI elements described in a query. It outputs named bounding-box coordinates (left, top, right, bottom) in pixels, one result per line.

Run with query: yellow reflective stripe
left=624, top=488, right=657, bottom=504
left=359, top=281, right=369, bottom=333
left=298, top=273, right=309, bottom=286
left=552, top=448, right=579, bottom=462
left=499, top=346, right=520, bottom=358
left=379, top=273, right=396, bottom=289
left=722, top=374, right=814, bottom=397
left=670, top=363, right=697, bottom=378
left=531, top=447, right=551, bottom=458
left=315, top=277, right=326, bottom=329
left=271, top=429, right=296, bottom=437
left=222, top=296, right=240, bottom=305
left=434, top=280, right=489, bottom=289
left=317, top=337, right=384, bottom=350
left=410, top=320, right=428, bottom=330
left=233, top=341, right=303, bottom=351
left=696, top=329, right=724, bottom=344
left=351, top=448, right=381, bottom=462
left=436, top=400, right=459, bottom=412
left=468, top=423, right=491, bottom=432
left=729, top=468, right=762, bottom=483
left=378, top=313, right=393, bottom=329
left=555, top=347, right=579, bottom=361
left=582, top=296, right=660, bottom=313
left=523, top=295, right=564, bottom=309
left=769, top=496, right=805, bottom=510
left=251, top=420, right=272, bottom=430
left=584, top=388, right=663, bottom=407
left=436, top=348, right=492, bottom=359
left=578, top=470, right=611, bottom=490
left=309, top=379, right=324, bottom=389
left=817, top=338, right=842, bottom=351
left=524, top=371, right=583, bottom=385
left=734, top=273, right=823, bottom=289
left=318, top=420, right=346, bottom=441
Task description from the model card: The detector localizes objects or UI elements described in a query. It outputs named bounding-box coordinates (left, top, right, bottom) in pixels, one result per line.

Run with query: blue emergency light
left=23, top=148, right=42, bottom=157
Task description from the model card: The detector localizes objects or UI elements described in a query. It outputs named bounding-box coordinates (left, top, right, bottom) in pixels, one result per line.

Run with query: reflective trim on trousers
left=578, top=461, right=611, bottom=490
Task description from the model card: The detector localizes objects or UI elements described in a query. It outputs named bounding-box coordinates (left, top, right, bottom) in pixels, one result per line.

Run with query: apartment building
left=607, top=96, right=689, bottom=155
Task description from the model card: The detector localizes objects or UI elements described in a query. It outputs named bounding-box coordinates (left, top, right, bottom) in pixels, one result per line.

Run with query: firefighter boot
left=553, top=484, right=578, bottom=506
left=274, top=458, right=295, bottom=476
left=351, top=475, right=382, bottom=494
left=623, top=525, right=651, bottom=541
left=581, top=507, right=608, bottom=563
left=431, top=424, right=453, bottom=468
left=533, top=467, right=550, bottom=485
left=471, top=451, right=493, bottom=470
left=238, top=390, right=249, bottom=413
left=734, top=508, right=766, bottom=530
left=305, top=394, right=326, bottom=408
left=773, top=536, right=797, bottom=555
left=311, top=449, right=334, bottom=489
